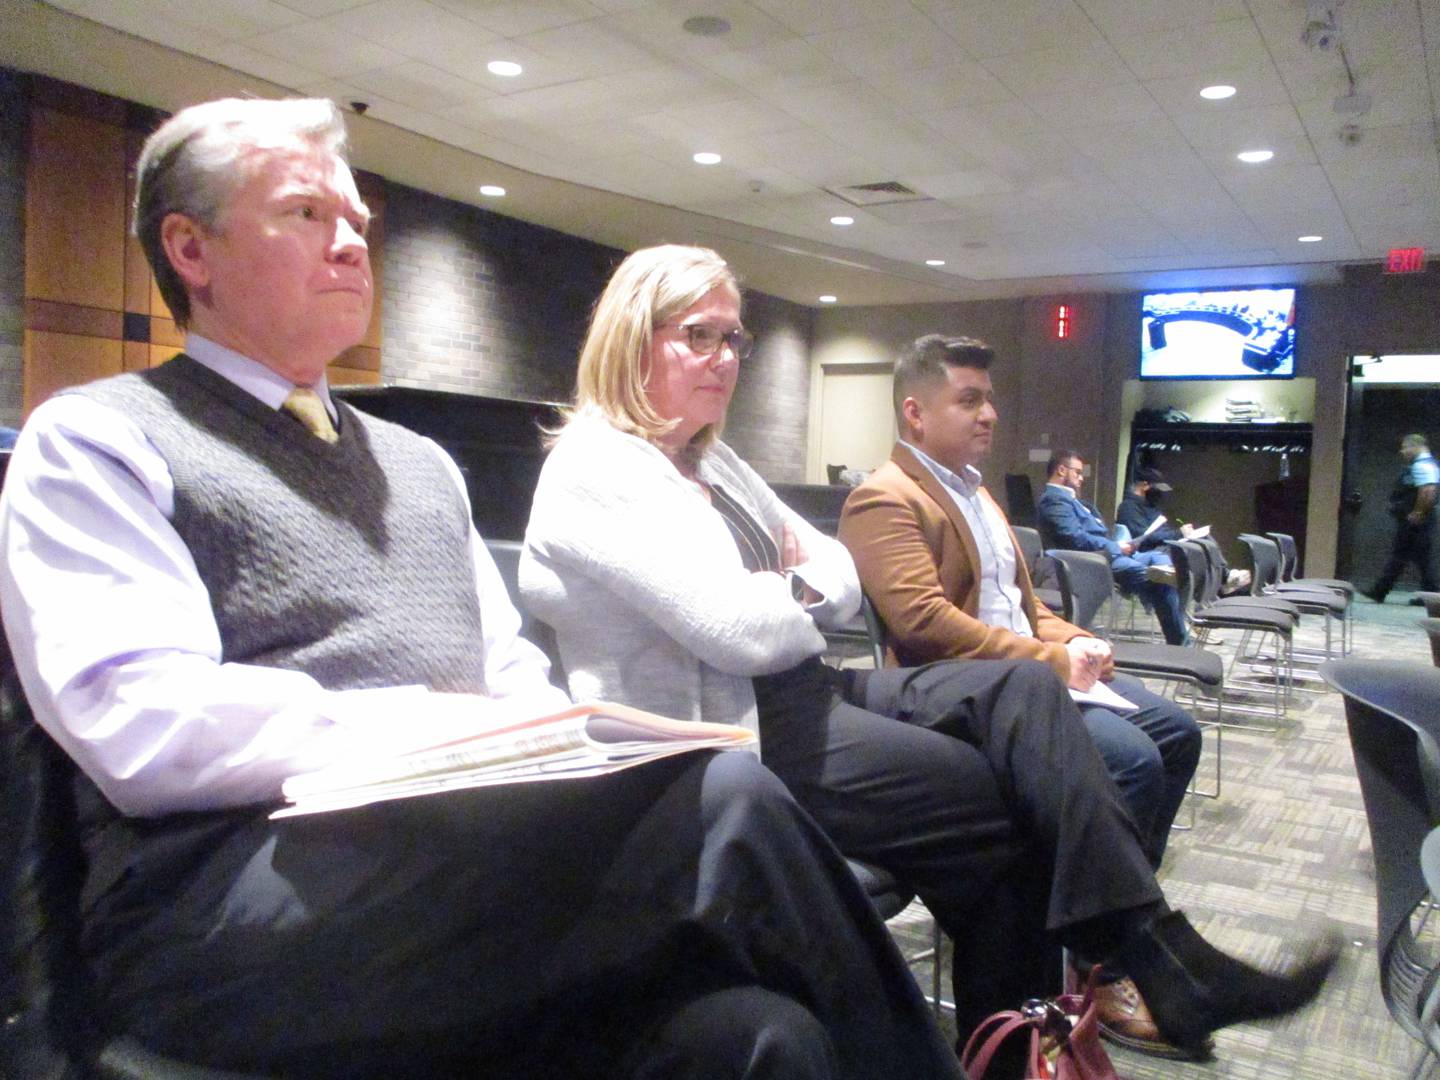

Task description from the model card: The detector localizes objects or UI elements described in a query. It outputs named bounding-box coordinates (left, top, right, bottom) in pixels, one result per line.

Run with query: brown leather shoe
left=1094, top=976, right=1213, bottom=1061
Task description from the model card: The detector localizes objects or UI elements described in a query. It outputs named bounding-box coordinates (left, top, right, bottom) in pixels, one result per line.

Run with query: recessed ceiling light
left=1237, top=149, right=1274, bottom=163
left=818, top=295, right=837, bottom=303
left=925, top=259, right=946, bottom=266
left=1298, top=234, right=1323, bottom=242
left=1200, top=84, right=1236, bottom=100
left=479, top=185, right=506, bottom=197
left=692, top=151, right=722, bottom=165
left=830, top=215, right=854, bottom=226
left=487, top=60, right=523, bottom=77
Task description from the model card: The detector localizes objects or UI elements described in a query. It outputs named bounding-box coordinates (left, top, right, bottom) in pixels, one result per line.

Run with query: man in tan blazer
left=839, top=334, right=1204, bottom=1060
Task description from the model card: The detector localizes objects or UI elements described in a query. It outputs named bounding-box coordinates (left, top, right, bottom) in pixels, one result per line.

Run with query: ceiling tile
left=605, top=0, right=799, bottom=52
left=436, top=0, right=603, bottom=36
left=1075, top=0, right=1251, bottom=38
left=692, top=37, right=853, bottom=95
left=807, top=15, right=968, bottom=80
left=863, top=61, right=1014, bottom=112
left=1171, top=100, right=1310, bottom=151
left=246, top=18, right=407, bottom=77
left=273, top=0, right=370, bottom=14
left=1144, top=62, right=1293, bottom=121
left=980, top=39, right=1131, bottom=100
left=1109, top=17, right=1269, bottom=82
left=319, top=1, right=498, bottom=57
left=1025, top=79, right=1166, bottom=128
left=746, top=0, right=923, bottom=37
left=512, top=15, right=667, bottom=78
left=191, top=37, right=330, bottom=87
left=923, top=0, right=1103, bottom=60
left=346, top=61, right=493, bottom=110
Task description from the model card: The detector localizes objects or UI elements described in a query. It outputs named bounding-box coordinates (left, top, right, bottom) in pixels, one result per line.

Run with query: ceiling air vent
left=825, top=180, right=934, bottom=208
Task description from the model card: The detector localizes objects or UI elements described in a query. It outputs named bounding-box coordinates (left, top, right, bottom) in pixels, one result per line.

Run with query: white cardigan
left=521, top=413, right=861, bottom=743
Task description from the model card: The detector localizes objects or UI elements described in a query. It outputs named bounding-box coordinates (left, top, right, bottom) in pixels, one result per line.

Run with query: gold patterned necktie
left=281, top=387, right=338, bottom=444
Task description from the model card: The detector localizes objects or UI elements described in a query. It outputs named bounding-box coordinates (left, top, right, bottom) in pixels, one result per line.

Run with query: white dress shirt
left=0, top=335, right=568, bottom=816
left=902, top=441, right=1032, bottom=636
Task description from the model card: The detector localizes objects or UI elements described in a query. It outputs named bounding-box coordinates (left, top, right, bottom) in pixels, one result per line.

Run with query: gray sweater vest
left=71, top=355, right=487, bottom=695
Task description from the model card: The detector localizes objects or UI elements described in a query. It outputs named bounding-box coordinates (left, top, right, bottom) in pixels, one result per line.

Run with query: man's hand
left=1118, top=540, right=1136, bottom=556
left=1064, top=638, right=1103, bottom=691
left=1179, top=523, right=1197, bottom=538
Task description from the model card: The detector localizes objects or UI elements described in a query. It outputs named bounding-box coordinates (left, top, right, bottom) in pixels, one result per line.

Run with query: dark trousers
left=81, top=752, right=962, bottom=1080
left=756, top=658, right=1163, bottom=1042
left=1375, top=517, right=1438, bottom=596
left=1076, top=672, right=1202, bottom=866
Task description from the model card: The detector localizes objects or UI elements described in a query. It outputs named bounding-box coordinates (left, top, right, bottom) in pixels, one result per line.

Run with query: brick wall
left=0, top=71, right=27, bottom=428
left=725, top=289, right=814, bottom=482
left=381, top=181, right=815, bottom=481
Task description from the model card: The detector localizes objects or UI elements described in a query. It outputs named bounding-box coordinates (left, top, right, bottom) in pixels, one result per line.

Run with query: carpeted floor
left=871, top=589, right=1439, bottom=1079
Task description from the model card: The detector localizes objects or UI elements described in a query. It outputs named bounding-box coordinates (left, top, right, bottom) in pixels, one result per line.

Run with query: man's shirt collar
left=902, top=440, right=983, bottom=497
left=185, top=334, right=336, bottom=421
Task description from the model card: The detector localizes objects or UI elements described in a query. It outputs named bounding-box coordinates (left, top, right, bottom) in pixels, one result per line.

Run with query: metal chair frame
left=1168, top=539, right=1295, bottom=729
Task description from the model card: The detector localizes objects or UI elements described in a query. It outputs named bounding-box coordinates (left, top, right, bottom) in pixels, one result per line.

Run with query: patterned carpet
left=872, top=591, right=1439, bottom=1079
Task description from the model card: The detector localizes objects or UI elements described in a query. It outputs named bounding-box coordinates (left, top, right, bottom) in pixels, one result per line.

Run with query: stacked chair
left=1165, top=538, right=1297, bottom=729
left=1238, top=533, right=1350, bottom=661
left=1322, top=659, right=1440, bottom=1080
left=1265, top=530, right=1356, bottom=653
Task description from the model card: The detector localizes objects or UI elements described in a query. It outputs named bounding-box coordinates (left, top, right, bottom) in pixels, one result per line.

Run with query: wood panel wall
left=22, top=76, right=383, bottom=418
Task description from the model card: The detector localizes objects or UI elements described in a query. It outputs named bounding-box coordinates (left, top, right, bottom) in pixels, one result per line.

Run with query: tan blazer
left=838, top=442, right=1088, bottom=680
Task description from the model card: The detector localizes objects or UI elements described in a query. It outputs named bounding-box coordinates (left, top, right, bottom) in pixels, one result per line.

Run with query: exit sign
left=1385, top=247, right=1426, bottom=273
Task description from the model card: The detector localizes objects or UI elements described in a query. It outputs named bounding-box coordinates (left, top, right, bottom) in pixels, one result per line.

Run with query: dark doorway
left=1338, top=370, right=1440, bottom=586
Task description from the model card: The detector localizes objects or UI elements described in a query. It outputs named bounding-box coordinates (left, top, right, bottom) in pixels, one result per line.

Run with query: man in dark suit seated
left=0, top=95, right=962, bottom=1080
left=1038, top=451, right=1189, bottom=645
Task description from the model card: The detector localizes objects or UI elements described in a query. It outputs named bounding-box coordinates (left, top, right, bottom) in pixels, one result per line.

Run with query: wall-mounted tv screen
left=1140, top=287, right=1296, bottom=379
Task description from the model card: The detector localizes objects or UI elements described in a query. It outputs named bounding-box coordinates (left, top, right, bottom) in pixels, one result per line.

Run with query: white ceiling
left=7, top=0, right=1439, bottom=305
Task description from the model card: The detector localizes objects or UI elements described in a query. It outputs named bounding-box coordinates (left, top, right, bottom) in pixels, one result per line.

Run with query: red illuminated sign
left=1385, top=247, right=1426, bottom=273
left=1054, top=304, right=1072, bottom=340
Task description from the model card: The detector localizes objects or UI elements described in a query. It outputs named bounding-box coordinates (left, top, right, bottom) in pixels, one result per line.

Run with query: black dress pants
left=1375, top=516, right=1439, bottom=595
left=80, top=751, right=962, bottom=1080
left=756, top=658, right=1164, bottom=1041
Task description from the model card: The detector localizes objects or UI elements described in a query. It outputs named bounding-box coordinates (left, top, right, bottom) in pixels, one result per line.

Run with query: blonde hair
left=566, top=244, right=740, bottom=456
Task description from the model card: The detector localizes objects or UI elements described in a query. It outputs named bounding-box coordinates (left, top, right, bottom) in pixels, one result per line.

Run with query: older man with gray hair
left=0, top=97, right=964, bottom=1079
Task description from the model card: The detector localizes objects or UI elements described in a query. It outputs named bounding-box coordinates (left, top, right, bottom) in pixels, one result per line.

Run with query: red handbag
left=959, top=969, right=1122, bottom=1080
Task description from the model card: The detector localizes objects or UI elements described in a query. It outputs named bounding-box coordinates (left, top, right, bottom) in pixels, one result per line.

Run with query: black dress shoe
left=1410, top=596, right=1427, bottom=606
left=1120, top=911, right=1341, bottom=1056
left=1362, top=587, right=1386, bottom=604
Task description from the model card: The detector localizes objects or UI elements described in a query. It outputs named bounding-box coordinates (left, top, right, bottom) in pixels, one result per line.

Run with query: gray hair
left=133, top=97, right=350, bottom=328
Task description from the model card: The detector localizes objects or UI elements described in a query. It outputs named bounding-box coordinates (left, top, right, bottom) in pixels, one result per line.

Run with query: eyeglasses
left=658, top=321, right=755, bottom=360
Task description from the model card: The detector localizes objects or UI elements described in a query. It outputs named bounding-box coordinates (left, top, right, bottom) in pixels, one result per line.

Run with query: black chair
left=485, top=539, right=566, bottom=686
left=1265, top=531, right=1355, bottom=602
left=1004, top=474, right=1038, bottom=529
left=1012, top=525, right=1064, bottom=616
left=1321, top=659, right=1440, bottom=1078
left=1238, top=533, right=1348, bottom=661
left=1168, top=539, right=1296, bottom=729
left=1045, top=549, right=1223, bottom=804
left=0, top=649, right=270, bottom=1079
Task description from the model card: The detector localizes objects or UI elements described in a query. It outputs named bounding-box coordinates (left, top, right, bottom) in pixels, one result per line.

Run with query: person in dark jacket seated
left=1116, top=467, right=1198, bottom=550
left=1038, top=451, right=1189, bottom=645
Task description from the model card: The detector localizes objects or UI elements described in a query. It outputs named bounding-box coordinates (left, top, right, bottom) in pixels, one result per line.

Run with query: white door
left=818, top=362, right=896, bottom=482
